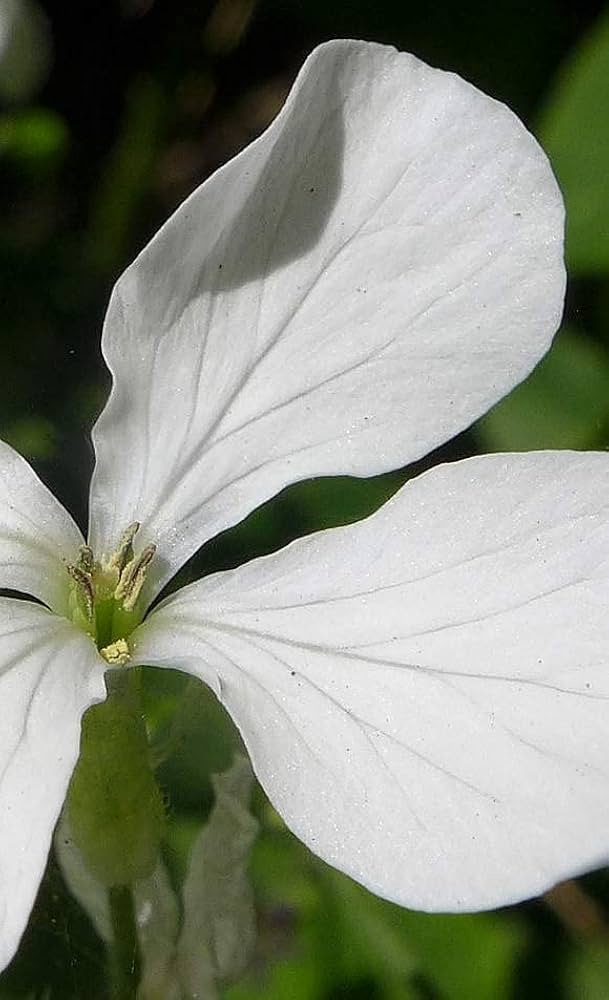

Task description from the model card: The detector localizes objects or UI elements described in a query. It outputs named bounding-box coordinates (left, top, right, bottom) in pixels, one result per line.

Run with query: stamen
left=107, top=522, right=141, bottom=575
left=115, top=544, right=157, bottom=612
left=77, top=545, right=94, bottom=574
left=66, top=564, right=95, bottom=622
left=66, top=523, right=156, bottom=652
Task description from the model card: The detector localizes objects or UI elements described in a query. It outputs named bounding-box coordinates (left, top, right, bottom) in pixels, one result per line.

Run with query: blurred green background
left=1, top=0, right=609, bottom=997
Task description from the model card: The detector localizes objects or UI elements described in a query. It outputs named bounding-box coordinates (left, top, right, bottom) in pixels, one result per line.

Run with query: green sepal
left=66, top=678, right=165, bottom=887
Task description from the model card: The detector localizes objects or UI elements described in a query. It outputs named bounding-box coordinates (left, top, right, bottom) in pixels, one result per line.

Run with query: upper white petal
left=89, top=39, right=565, bottom=596
left=0, top=598, right=106, bottom=971
left=0, top=439, right=84, bottom=613
left=132, top=451, right=609, bottom=911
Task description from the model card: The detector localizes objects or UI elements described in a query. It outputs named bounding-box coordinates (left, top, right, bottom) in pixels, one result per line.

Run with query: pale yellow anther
left=115, top=544, right=157, bottom=612
left=77, top=545, right=94, bottom=574
left=108, top=522, right=141, bottom=574
left=93, top=523, right=143, bottom=600
left=66, top=564, right=95, bottom=622
left=100, top=638, right=131, bottom=666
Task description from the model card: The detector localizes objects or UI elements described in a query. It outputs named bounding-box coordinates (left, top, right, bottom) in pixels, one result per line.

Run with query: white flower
left=1, top=38, right=606, bottom=972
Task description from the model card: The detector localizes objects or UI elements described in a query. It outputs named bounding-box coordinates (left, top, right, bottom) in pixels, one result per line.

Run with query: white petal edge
left=0, top=598, right=106, bottom=972
left=0, top=440, right=84, bottom=613
left=89, top=39, right=565, bottom=599
left=132, top=451, right=609, bottom=911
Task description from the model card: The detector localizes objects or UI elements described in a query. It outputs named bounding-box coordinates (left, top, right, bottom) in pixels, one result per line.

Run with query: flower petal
left=0, top=598, right=106, bottom=971
left=89, top=40, right=565, bottom=596
left=0, top=439, right=84, bottom=613
left=132, top=452, right=609, bottom=911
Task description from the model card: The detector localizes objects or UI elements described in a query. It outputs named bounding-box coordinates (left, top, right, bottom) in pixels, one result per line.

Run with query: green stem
left=105, top=666, right=144, bottom=999
left=108, top=884, right=140, bottom=1000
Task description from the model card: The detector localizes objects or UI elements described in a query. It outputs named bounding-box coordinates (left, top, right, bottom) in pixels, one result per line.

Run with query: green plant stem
left=108, top=884, right=140, bottom=1000
left=105, top=669, right=144, bottom=998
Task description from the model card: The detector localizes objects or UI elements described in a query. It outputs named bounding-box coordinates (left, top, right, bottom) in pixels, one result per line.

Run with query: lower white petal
left=132, top=451, right=609, bottom=911
left=0, top=598, right=106, bottom=971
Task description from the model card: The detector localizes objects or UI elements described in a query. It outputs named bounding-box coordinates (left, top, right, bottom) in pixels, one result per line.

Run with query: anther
left=115, top=544, right=157, bottom=612
left=66, top=564, right=95, bottom=622
left=108, top=522, right=141, bottom=575
left=77, top=545, right=94, bottom=574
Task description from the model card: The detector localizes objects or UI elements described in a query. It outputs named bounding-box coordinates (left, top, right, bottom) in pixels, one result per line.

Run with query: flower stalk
left=107, top=884, right=140, bottom=1000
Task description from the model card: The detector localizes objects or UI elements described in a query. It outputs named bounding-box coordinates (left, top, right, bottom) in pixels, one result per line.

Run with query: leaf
left=538, top=12, right=609, bottom=274
left=394, top=908, right=525, bottom=1000
left=320, top=868, right=523, bottom=1000
left=565, top=942, right=609, bottom=1000
left=476, top=326, right=609, bottom=451
left=176, top=755, right=259, bottom=997
left=321, top=873, right=419, bottom=999
left=56, top=810, right=183, bottom=1000
left=54, top=810, right=112, bottom=945
left=135, top=865, right=181, bottom=1000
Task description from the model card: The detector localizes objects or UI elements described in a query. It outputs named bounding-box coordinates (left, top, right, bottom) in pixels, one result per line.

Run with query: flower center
left=66, top=522, right=156, bottom=665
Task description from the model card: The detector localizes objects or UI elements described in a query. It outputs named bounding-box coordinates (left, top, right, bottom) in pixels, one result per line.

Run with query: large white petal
left=89, top=40, right=565, bottom=596
left=132, top=452, right=609, bottom=911
left=0, top=598, right=106, bottom=971
left=0, top=439, right=84, bottom=614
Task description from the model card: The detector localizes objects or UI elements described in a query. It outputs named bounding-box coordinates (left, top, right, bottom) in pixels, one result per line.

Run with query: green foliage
left=477, top=326, right=609, bottom=451
left=1, top=416, right=57, bottom=460
left=176, top=756, right=258, bottom=997
left=148, top=671, right=241, bottom=816
left=0, top=108, right=67, bottom=170
left=228, top=814, right=525, bottom=1000
left=538, top=11, right=609, bottom=275
left=566, top=943, right=609, bottom=1000
left=86, top=77, right=165, bottom=276
left=59, top=755, right=259, bottom=1000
